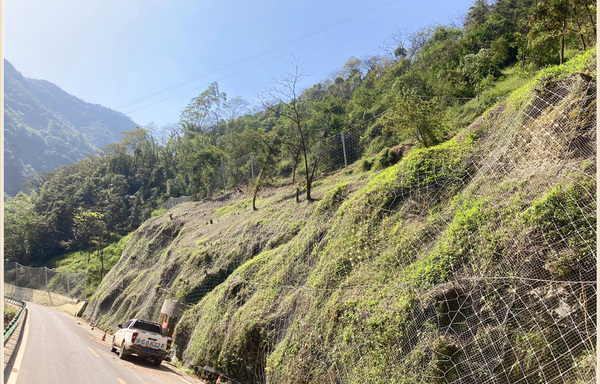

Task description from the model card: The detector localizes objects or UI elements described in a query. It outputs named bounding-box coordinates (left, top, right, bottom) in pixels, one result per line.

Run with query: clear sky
left=4, top=0, right=475, bottom=128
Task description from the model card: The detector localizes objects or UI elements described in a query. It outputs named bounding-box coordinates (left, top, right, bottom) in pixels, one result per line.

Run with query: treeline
left=5, top=0, right=596, bottom=267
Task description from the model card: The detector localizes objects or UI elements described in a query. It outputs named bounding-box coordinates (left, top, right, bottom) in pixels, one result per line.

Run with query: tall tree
left=4, top=193, right=45, bottom=264
left=73, top=209, right=109, bottom=282
left=180, top=82, right=227, bottom=136
left=262, top=58, right=319, bottom=201
left=382, top=87, right=444, bottom=148
left=528, top=0, right=572, bottom=65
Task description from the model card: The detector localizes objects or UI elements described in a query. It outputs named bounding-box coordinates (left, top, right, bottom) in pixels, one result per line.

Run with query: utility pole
left=66, top=271, right=70, bottom=296
left=341, top=131, right=348, bottom=168
left=221, top=164, right=227, bottom=190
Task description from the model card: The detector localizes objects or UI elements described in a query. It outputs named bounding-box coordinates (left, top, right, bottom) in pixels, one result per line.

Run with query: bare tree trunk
left=307, top=157, right=319, bottom=201
left=579, top=33, right=587, bottom=50
left=560, top=19, right=566, bottom=65
left=583, top=0, right=597, bottom=38
left=574, top=17, right=588, bottom=50
left=303, top=149, right=311, bottom=201
left=295, top=117, right=312, bottom=201
left=253, top=171, right=262, bottom=210
left=261, top=57, right=314, bottom=200
left=99, top=250, right=105, bottom=281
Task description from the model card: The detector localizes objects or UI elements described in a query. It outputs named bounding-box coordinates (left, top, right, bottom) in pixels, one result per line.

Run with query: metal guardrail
left=4, top=297, right=26, bottom=345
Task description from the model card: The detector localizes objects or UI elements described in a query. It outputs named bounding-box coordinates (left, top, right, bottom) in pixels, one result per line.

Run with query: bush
left=360, top=158, right=374, bottom=172
left=374, top=147, right=401, bottom=170
left=276, top=159, right=294, bottom=178
left=4, top=306, right=17, bottom=326
left=151, top=208, right=168, bottom=217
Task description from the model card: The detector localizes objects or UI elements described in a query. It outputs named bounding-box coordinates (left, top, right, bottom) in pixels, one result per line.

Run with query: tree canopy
left=5, top=0, right=596, bottom=267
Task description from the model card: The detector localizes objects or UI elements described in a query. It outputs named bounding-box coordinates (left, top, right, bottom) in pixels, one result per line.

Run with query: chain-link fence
left=161, top=125, right=366, bottom=210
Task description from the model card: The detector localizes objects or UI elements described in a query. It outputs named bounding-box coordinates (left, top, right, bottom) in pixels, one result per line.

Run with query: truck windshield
left=131, top=320, right=162, bottom=334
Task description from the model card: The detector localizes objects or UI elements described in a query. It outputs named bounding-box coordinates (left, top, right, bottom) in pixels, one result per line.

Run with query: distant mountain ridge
left=4, top=59, right=136, bottom=195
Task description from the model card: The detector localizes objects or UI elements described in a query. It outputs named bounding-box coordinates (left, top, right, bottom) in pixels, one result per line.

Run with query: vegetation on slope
left=5, top=0, right=596, bottom=273
left=4, top=1, right=597, bottom=382
left=86, top=52, right=595, bottom=383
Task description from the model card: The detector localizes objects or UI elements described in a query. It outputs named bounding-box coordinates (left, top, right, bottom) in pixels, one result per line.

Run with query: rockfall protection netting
left=157, top=125, right=364, bottom=212
left=5, top=262, right=87, bottom=301
left=87, top=71, right=596, bottom=384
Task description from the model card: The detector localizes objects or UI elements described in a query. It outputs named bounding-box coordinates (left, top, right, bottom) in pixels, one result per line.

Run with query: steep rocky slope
left=87, top=52, right=596, bottom=383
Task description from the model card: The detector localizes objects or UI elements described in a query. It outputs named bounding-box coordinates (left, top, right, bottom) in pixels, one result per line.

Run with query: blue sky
left=5, top=0, right=475, bottom=128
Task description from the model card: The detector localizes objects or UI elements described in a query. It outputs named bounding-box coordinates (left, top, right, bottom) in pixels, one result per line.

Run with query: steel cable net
left=88, top=71, right=595, bottom=384
left=313, top=78, right=596, bottom=384
left=5, top=262, right=87, bottom=300
left=178, top=127, right=363, bottom=201
left=314, top=126, right=363, bottom=173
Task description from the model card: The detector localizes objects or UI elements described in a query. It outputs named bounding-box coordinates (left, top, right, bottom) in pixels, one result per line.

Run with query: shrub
left=4, top=306, right=17, bottom=325
left=360, top=158, right=374, bottom=172
left=374, top=147, right=401, bottom=169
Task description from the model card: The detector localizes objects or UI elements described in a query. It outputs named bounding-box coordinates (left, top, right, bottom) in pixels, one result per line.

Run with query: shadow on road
left=109, top=350, right=181, bottom=373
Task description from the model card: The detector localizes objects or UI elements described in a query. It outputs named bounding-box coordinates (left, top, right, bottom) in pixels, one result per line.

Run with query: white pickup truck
left=111, top=318, right=172, bottom=366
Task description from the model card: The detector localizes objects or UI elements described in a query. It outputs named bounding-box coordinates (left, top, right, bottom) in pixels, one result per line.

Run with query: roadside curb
left=3, top=307, right=28, bottom=379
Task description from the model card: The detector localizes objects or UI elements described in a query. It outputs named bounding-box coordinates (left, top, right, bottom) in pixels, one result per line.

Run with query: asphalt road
left=7, top=302, right=205, bottom=384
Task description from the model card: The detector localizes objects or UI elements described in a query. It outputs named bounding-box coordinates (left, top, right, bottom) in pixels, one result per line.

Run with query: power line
left=116, top=0, right=433, bottom=113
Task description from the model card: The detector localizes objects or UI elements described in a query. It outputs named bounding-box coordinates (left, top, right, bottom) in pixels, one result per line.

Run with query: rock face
left=4, top=59, right=136, bottom=195
left=87, top=54, right=597, bottom=383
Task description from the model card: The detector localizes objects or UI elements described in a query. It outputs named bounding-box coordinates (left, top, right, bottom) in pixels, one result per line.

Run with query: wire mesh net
left=78, top=70, right=598, bottom=384
left=5, top=262, right=87, bottom=301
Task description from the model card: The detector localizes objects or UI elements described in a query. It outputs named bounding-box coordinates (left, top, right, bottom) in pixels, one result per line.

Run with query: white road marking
left=175, top=373, right=196, bottom=384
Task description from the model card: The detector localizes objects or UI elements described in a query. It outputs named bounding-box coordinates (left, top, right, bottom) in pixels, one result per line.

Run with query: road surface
left=6, top=302, right=205, bottom=384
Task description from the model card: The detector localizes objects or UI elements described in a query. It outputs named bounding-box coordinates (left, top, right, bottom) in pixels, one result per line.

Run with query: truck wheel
left=153, top=357, right=163, bottom=366
left=119, top=342, right=129, bottom=360
left=110, top=337, right=117, bottom=353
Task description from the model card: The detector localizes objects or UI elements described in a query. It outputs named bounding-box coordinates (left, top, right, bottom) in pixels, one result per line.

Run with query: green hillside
left=6, top=0, right=597, bottom=269
left=4, top=1, right=596, bottom=382
left=85, top=52, right=596, bottom=383
left=4, top=59, right=136, bottom=195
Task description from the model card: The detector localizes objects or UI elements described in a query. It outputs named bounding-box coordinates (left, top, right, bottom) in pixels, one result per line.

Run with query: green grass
left=447, top=64, right=536, bottom=132
left=4, top=306, right=17, bottom=326
left=84, top=51, right=597, bottom=384
left=151, top=208, right=168, bottom=217
left=49, top=233, right=132, bottom=297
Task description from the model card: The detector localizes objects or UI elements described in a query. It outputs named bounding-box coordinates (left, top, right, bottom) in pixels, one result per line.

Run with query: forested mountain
left=4, top=0, right=596, bottom=268
left=4, top=0, right=597, bottom=382
left=4, top=59, right=136, bottom=195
